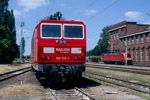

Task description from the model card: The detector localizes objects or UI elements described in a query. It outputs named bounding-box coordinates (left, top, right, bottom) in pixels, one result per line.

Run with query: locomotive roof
left=39, top=20, right=85, bottom=24
left=106, top=53, right=120, bottom=55
left=105, top=52, right=130, bottom=55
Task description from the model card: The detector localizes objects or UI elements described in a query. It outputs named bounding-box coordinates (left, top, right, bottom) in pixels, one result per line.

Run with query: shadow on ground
left=36, top=74, right=101, bottom=90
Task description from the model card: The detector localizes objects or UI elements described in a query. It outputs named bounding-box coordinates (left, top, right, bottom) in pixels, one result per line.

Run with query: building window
left=116, top=32, right=118, bottom=40
left=120, top=39, right=122, bottom=47
left=132, top=36, right=134, bottom=44
left=136, top=35, right=139, bottom=44
left=141, top=34, right=144, bottom=43
left=136, top=49, right=138, bottom=61
left=114, top=33, right=115, bottom=40
left=146, top=33, right=149, bottom=42
left=132, top=49, right=134, bottom=61
left=111, top=33, right=113, bottom=40
left=128, top=37, right=130, bottom=45
left=124, top=38, right=127, bottom=45
left=141, top=48, right=143, bottom=61
left=146, top=48, right=149, bottom=61
left=111, top=42, right=113, bottom=52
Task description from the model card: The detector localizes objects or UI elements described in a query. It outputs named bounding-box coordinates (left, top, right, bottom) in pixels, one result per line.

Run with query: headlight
left=42, top=56, right=46, bottom=61
left=79, top=57, right=82, bottom=60
left=74, top=56, right=78, bottom=61
left=59, top=40, right=63, bottom=44
left=47, top=57, right=50, bottom=60
left=63, top=40, right=67, bottom=44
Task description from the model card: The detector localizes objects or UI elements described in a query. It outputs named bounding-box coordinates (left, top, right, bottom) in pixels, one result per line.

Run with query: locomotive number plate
left=56, top=57, right=70, bottom=60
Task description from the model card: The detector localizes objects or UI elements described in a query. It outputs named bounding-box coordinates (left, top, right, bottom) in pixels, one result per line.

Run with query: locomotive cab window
left=64, top=25, right=84, bottom=39
left=41, top=24, right=61, bottom=38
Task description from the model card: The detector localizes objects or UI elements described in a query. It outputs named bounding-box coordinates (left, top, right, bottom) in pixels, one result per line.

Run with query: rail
left=85, top=71, right=150, bottom=94
left=49, top=87, right=97, bottom=100
left=86, top=63, right=150, bottom=75
left=0, top=67, right=32, bottom=82
left=74, top=87, right=96, bottom=100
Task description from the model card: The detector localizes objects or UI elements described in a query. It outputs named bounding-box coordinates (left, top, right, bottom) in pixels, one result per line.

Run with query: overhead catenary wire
left=24, top=25, right=33, bottom=32
left=73, top=0, right=97, bottom=20
left=87, top=0, right=120, bottom=22
left=87, top=0, right=97, bottom=8
left=44, top=0, right=53, bottom=18
left=43, top=0, right=56, bottom=20
left=49, top=0, right=55, bottom=16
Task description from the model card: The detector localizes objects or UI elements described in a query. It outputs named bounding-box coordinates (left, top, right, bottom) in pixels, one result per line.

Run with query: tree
left=98, top=26, right=109, bottom=55
left=4, top=10, right=16, bottom=43
left=0, top=0, right=18, bottom=63
left=45, top=11, right=65, bottom=20
left=0, top=0, right=8, bottom=24
left=0, top=25, right=16, bottom=63
left=87, top=26, right=109, bottom=56
left=21, top=37, right=25, bottom=55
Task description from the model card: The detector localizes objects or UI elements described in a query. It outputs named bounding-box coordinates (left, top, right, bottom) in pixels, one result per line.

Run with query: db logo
left=56, top=48, right=70, bottom=52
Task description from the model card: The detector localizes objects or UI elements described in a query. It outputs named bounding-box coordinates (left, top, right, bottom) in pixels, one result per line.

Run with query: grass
left=85, top=76, right=150, bottom=100
left=85, top=68, right=150, bottom=100
left=0, top=64, right=31, bottom=74
left=87, top=67, right=150, bottom=80
left=86, top=68, right=150, bottom=86
left=0, top=66, right=52, bottom=99
left=0, top=83, right=51, bottom=97
left=119, top=87, right=150, bottom=100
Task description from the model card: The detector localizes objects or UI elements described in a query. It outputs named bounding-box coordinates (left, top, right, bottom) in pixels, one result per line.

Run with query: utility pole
left=125, top=41, right=127, bottom=66
left=20, top=22, right=24, bottom=63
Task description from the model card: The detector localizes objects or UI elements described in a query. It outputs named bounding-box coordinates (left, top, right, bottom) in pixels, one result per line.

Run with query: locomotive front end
left=32, top=20, right=86, bottom=82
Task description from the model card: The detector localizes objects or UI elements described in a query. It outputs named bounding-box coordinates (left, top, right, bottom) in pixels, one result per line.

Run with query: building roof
left=109, top=21, right=136, bottom=30
left=109, top=21, right=150, bottom=33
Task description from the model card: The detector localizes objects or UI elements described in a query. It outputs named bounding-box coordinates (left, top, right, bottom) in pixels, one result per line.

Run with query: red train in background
left=103, top=52, right=132, bottom=65
left=31, top=20, right=86, bottom=82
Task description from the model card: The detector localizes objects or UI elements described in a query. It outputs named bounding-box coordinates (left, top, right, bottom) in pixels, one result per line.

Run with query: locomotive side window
left=127, top=54, right=131, bottom=57
left=41, top=24, right=61, bottom=38
left=64, top=25, right=84, bottom=39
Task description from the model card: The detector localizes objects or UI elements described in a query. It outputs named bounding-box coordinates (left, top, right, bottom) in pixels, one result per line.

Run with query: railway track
left=35, top=69, right=97, bottom=100
left=49, top=87, right=96, bottom=100
left=84, top=70, right=150, bottom=94
left=0, top=67, right=32, bottom=82
left=86, top=63, right=150, bottom=75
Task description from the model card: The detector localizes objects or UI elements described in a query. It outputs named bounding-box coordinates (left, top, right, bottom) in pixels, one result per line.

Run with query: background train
left=31, top=20, right=86, bottom=82
left=103, top=52, right=132, bottom=65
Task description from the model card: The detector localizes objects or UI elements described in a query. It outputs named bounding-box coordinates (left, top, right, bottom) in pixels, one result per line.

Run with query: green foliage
left=4, top=10, right=16, bottom=42
left=87, top=26, right=109, bottom=56
left=0, top=0, right=8, bottom=24
left=0, top=0, right=19, bottom=63
left=0, top=25, right=17, bottom=63
left=21, top=37, right=25, bottom=55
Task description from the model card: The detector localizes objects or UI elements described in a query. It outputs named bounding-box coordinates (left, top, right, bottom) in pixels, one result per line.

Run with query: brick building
left=108, top=21, right=150, bottom=66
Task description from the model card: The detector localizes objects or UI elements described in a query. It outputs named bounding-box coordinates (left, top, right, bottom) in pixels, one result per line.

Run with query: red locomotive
left=103, top=52, right=132, bottom=65
left=31, top=20, right=86, bottom=82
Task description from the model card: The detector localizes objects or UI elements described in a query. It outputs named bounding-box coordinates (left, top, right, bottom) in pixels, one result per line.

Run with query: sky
left=8, top=0, right=150, bottom=56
